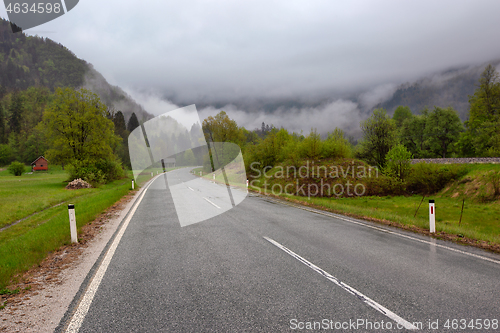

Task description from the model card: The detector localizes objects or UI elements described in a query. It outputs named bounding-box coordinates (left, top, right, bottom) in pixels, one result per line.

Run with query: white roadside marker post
left=213, top=173, right=215, bottom=182
left=200, top=171, right=202, bottom=176
left=151, top=172, right=153, bottom=177
left=246, top=179, right=249, bottom=193
left=132, top=180, right=134, bottom=190
left=429, top=199, right=435, bottom=233
left=68, top=204, right=78, bottom=243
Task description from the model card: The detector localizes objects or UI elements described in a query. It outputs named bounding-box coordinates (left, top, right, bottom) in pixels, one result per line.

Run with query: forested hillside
left=378, top=61, right=500, bottom=119
left=0, top=18, right=151, bottom=122
left=0, top=18, right=153, bottom=171
left=0, top=19, right=87, bottom=90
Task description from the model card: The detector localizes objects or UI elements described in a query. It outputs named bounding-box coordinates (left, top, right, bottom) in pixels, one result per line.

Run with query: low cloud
left=125, top=88, right=363, bottom=138
left=198, top=100, right=363, bottom=138
left=358, top=84, right=398, bottom=110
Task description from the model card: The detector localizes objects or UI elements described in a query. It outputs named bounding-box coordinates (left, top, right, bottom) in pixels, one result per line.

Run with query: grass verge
left=0, top=177, right=133, bottom=289
left=248, top=163, right=500, bottom=253
left=253, top=189, right=500, bottom=253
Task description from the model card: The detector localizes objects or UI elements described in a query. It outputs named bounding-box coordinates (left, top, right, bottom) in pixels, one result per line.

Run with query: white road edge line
left=264, top=237, right=419, bottom=331
left=270, top=198, right=500, bottom=266
left=65, top=176, right=159, bottom=333
left=204, top=197, right=221, bottom=209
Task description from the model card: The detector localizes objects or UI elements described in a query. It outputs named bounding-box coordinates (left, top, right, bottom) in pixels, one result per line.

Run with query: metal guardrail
left=411, top=157, right=500, bottom=164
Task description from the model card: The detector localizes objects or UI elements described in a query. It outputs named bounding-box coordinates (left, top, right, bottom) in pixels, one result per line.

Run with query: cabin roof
left=31, top=156, right=48, bottom=165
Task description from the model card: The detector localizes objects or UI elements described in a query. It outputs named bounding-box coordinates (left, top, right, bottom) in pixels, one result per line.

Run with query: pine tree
left=127, top=112, right=140, bottom=133
left=113, top=111, right=128, bottom=139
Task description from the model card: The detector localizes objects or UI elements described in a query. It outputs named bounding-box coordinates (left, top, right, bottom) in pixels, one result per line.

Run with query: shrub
left=67, top=158, right=124, bottom=186
left=365, top=174, right=406, bottom=196
left=407, top=163, right=468, bottom=194
left=7, top=161, right=25, bottom=176
left=487, top=171, right=500, bottom=197
left=384, top=144, right=412, bottom=181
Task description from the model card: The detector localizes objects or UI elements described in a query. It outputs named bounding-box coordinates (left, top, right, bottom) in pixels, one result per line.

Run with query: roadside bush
left=407, top=163, right=468, bottom=194
left=487, top=171, right=500, bottom=197
left=67, top=158, right=124, bottom=186
left=365, top=174, right=406, bottom=196
left=7, top=161, right=25, bottom=176
left=94, top=158, right=124, bottom=181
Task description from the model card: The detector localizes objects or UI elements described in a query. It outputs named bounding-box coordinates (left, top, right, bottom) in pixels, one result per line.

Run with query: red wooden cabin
left=31, top=156, right=48, bottom=171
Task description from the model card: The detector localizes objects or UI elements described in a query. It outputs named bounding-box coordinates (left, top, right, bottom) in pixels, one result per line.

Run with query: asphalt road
left=59, top=168, right=500, bottom=332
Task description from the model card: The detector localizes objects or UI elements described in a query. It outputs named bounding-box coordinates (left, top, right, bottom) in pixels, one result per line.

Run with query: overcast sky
left=2, top=0, right=500, bottom=134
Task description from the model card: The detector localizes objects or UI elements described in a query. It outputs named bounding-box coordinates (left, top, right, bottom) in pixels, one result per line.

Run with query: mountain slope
left=377, top=60, right=500, bottom=119
left=0, top=18, right=152, bottom=122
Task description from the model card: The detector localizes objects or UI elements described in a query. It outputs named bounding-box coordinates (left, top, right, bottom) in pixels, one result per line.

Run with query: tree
left=399, top=108, right=428, bottom=158
left=183, top=149, right=196, bottom=166
left=0, top=144, right=12, bottom=165
left=385, top=144, right=413, bottom=181
left=43, top=88, right=122, bottom=182
left=202, top=111, right=244, bottom=170
left=113, top=111, right=128, bottom=138
left=127, top=112, right=140, bottom=133
left=321, top=128, right=352, bottom=159
left=202, top=110, right=244, bottom=145
left=392, top=106, right=413, bottom=127
left=8, top=91, right=23, bottom=134
left=112, top=111, right=130, bottom=168
left=464, top=64, right=500, bottom=156
left=300, top=128, right=322, bottom=159
left=359, top=108, right=398, bottom=167
left=0, top=103, right=5, bottom=144
left=424, top=106, right=463, bottom=158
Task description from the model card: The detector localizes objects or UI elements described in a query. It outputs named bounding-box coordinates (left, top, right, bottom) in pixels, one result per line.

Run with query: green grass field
left=0, top=165, right=98, bottom=229
left=0, top=165, right=136, bottom=290
left=251, top=163, right=500, bottom=247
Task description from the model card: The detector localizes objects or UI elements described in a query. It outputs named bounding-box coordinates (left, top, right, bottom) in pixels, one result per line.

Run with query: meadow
left=0, top=165, right=135, bottom=290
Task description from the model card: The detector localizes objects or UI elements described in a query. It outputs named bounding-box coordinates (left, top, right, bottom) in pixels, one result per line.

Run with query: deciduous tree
left=359, top=108, right=398, bottom=167
left=424, top=106, right=463, bottom=158
left=43, top=88, right=122, bottom=183
left=392, top=106, right=412, bottom=127
left=463, top=64, right=500, bottom=156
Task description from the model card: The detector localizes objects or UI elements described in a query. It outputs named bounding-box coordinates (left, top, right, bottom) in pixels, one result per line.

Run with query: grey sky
left=2, top=0, right=500, bottom=133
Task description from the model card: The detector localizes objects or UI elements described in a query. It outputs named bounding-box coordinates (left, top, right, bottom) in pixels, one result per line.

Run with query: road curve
left=57, top=167, right=500, bottom=332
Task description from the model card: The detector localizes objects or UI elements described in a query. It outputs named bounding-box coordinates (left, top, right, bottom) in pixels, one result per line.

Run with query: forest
left=0, top=13, right=499, bottom=194
left=202, top=64, right=499, bottom=170
left=1, top=64, right=499, bottom=190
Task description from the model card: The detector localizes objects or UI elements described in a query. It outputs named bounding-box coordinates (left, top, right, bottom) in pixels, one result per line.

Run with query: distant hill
left=0, top=18, right=152, bottom=122
left=376, top=60, right=500, bottom=120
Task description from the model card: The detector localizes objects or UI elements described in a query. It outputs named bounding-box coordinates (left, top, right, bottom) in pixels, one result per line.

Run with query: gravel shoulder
left=0, top=188, right=142, bottom=333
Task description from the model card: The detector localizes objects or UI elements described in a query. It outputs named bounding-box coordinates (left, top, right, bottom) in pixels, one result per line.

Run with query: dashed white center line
left=204, top=197, right=221, bottom=209
left=188, top=186, right=195, bottom=191
left=264, top=236, right=419, bottom=331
